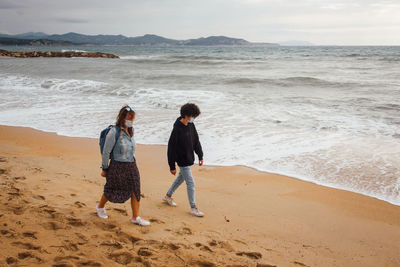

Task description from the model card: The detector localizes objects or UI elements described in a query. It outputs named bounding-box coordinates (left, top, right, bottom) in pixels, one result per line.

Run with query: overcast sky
left=1, top=0, right=399, bottom=45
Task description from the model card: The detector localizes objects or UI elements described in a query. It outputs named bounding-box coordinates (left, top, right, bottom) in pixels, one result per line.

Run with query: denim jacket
left=101, top=126, right=136, bottom=170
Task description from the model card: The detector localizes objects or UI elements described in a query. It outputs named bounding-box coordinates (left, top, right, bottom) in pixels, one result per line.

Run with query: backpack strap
left=110, top=126, right=121, bottom=161
left=114, top=125, right=121, bottom=142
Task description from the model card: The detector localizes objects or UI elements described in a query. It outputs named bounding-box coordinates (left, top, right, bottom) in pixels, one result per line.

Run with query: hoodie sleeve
left=167, top=128, right=178, bottom=170
left=101, top=126, right=117, bottom=170
left=193, top=124, right=203, bottom=161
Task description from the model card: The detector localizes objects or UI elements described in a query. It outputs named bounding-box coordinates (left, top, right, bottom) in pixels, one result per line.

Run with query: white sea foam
left=0, top=71, right=399, bottom=206
left=61, top=49, right=87, bottom=53
left=119, top=54, right=165, bottom=60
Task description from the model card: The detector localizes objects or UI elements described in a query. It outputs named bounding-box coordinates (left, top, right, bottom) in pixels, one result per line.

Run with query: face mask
left=189, top=118, right=195, bottom=123
left=125, top=120, right=133, bottom=128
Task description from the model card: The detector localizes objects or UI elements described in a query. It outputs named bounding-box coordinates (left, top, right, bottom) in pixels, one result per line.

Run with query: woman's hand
left=170, top=169, right=177, bottom=175
left=199, top=160, right=204, bottom=166
left=101, top=170, right=107, bottom=177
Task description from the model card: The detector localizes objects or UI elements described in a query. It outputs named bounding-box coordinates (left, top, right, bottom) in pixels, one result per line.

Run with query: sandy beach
left=0, top=125, right=399, bottom=267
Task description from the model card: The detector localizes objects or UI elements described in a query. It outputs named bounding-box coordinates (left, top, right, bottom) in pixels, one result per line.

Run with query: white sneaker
left=130, top=216, right=151, bottom=226
left=96, top=205, right=108, bottom=219
left=163, top=195, right=177, bottom=207
left=190, top=207, right=204, bottom=217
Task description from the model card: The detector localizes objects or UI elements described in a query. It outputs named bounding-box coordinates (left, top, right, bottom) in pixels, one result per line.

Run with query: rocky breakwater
left=0, top=49, right=119, bottom=58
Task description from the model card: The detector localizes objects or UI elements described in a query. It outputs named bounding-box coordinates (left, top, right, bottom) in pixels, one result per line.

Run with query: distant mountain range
left=0, top=32, right=280, bottom=46
left=0, top=37, right=75, bottom=46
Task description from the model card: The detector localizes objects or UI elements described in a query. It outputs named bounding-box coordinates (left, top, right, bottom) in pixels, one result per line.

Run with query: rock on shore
left=0, top=49, right=119, bottom=58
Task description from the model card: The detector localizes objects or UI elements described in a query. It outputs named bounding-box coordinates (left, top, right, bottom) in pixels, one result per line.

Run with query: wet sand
left=0, top=125, right=399, bottom=266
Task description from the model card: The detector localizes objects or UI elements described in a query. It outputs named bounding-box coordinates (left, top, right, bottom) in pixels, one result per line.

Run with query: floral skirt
left=104, top=160, right=141, bottom=203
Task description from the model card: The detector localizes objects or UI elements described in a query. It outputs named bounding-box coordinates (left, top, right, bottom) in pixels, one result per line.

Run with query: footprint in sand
left=6, top=257, right=18, bottom=265
left=29, top=167, right=43, bottom=173
left=176, top=227, right=193, bottom=235
left=162, top=242, right=180, bottom=250
left=66, top=217, right=86, bottom=227
left=195, top=242, right=214, bottom=252
left=38, top=204, right=57, bottom=215
left=116, top=231, right=141, bottom=245
left=1, top=228, right=14, bottom=238
left=149, top=218, right=165, bottom=224
left=52, top=263, right=74, bottom=267
left=41, top=221, right=65, bottom=230
left=113, top=208, right=128, bottom=215
left=12, top=241, right=41, bottom=250
left=137, top=247, right=153, bottom=257
left=54, top=255, right=80, bottom=262
left=0, top=168, right=7, bottom=175
left=33, top=195, right=46, bottom=200
left=75, top=233, right=89, bottom=245
left=108, top=251, right=135, bottom=265
left=7, top=186, right=22, bottom=198
left=76, top=260, right=102, bottom=267
left=293, top=261, right=310, bottom=267
left=208, top=240, right=234, bottom=252
left=10, top=205, right=26, bottom=215
left=17, top=251, right=43, bottom=263
left=234, top=239, right=247, bottom=245
left=93, top=221, right=119, bottom=232
left=23, top=231, right=37, bottom=239
left=236, top=251, right=263, bottom=259
left=62, top=240, right=79, bottom=251
left=51, top=240, right=79, bottom=252
left=13, top=176, right=26, bottom=182
left=100, top=240, right=123, bottom=249
left=73, top=201, right=86, bottom=208
left=191, top=260, right=216, bottom=267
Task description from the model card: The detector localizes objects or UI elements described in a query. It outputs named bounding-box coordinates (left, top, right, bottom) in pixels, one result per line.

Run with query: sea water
left=0, top=45, right=399, bottom=205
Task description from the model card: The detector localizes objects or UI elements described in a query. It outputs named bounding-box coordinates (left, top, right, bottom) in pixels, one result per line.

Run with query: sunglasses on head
left=125, top=106, right=132, bottom=112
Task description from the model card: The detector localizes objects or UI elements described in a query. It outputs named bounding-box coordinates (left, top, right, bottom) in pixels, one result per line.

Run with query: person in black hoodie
left=163, top=103, right=204, bottom=217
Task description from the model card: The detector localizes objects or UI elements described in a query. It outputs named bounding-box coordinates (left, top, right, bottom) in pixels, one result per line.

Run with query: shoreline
left=1, top=125, right=400, bottom=266
left=1, top=123, right=398, bottom=207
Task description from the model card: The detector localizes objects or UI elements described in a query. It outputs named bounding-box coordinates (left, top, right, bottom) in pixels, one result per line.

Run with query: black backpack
left=99, top=125, right=120, bottom=158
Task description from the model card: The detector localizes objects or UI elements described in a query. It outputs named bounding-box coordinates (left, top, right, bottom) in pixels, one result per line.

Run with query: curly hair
left=180, top=103, right=201, bottom=118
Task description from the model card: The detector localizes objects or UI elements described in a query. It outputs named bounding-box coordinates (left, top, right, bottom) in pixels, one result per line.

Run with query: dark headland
left=0, top=50, right=119, bottom=58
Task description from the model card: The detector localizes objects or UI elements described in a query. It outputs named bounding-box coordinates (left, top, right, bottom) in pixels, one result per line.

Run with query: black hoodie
left=168, top=117, right=203, bottom=170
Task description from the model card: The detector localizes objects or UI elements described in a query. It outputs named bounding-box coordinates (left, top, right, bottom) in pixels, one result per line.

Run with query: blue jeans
left=167, top=166, right=196, bottom=207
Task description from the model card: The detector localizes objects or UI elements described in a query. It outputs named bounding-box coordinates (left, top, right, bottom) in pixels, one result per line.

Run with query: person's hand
left=170, top=169, right=177, bottom=175
left=199, top=160, right=204, bottom=166
left=101, top=170, right=107, bottom=177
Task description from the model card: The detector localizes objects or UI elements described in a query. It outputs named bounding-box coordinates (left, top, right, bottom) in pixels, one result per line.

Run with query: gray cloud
left=55, top=18, right=89, bottom=24
left=0, top=1, right=23, bottom=9
left=0, top=0, right=399, bottom=45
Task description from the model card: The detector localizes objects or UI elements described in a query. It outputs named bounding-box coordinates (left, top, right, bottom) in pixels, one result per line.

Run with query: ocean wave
left=225, top=76, right=350, bottom=87
left=378, top=57, right=400, bottom=62
left=2, top=46, right=400, bottom=207
left=61, top=49, right=87, bottom=53
left=374, top=103, right=400, bottom=111
left=120, top=54, right=231, bottom=66
left=119, top=54, right=165, bottom=60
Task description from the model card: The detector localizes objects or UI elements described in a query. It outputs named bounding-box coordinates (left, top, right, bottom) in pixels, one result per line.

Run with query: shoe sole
left=163, top=199, right=177, bottom=207
left=131, top=221, right=150, bottom=226
left=96, top=207, right=108, bottom=219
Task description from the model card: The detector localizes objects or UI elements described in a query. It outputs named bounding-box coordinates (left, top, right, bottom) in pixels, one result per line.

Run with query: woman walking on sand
left=96, top=105, right=150, bottom=226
